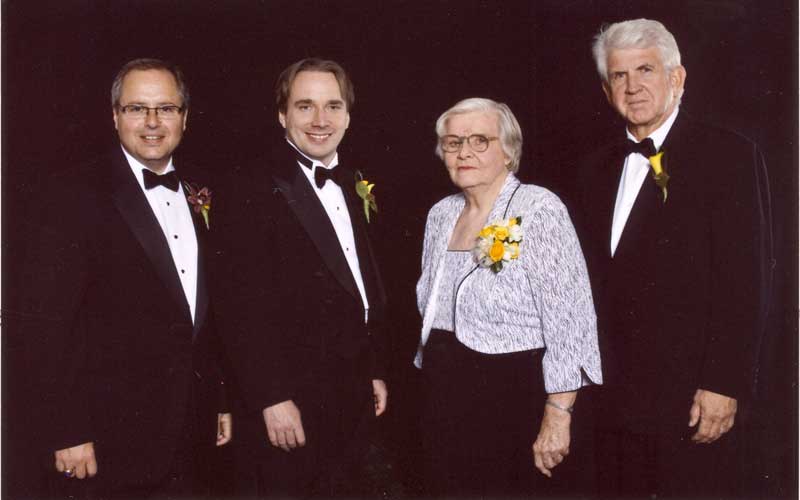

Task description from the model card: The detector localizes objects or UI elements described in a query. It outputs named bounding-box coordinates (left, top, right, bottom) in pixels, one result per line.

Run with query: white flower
left=508, top=224, right=523, bottom=242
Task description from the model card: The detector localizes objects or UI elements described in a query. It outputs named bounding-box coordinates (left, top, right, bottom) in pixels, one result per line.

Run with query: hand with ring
left=54, top=442, right=97, bottom=479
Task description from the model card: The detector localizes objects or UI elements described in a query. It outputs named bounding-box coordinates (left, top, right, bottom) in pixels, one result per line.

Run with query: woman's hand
left=532, top=392, right=576, bottom=477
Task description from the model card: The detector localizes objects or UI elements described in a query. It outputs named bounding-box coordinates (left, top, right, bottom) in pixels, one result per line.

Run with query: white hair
left=434, top=97, right=523, bottom=173
left=592, top=18, right=682, bottom=83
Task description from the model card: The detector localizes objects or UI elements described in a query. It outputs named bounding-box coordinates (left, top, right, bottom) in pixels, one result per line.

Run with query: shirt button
left=173, top=235, right=178, bottom=239
left=166, top=201, right=171, bottom=206
left=181, top=269, right=185, bottom=274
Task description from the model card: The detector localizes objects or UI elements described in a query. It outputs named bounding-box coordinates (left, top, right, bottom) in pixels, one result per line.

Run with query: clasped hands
left=263, top=379, right=387, bottom=452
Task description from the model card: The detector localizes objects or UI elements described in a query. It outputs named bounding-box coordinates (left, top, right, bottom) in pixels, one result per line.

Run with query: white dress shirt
left=289, top=141, right=370, bottom=322
left=610, top=107, right=679, bottom=256
left=122, top=147, right=198, bottom=322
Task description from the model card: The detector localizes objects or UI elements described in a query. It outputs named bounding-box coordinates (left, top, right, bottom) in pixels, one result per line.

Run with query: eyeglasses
left=440, top=134, right=499, bottom=153
left=119, top=104, right=185, bottom=120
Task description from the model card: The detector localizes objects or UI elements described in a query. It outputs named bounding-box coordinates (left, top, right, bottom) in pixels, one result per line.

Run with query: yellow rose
left=508, top=217, right=518, bottom=226
left=494, top=226, right=509, bottom=242
left=648, top=151, right=665, bottom=176
left=489, top=241, right=505, bottom=262
left=510, top=242, right=520, bottom=259
left=479, top=226, right=493, bottom=239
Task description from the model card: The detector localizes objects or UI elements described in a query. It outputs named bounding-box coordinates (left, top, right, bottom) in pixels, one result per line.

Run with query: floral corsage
left=472, top=216, right=523, bottom=273
left=184, top=182, right=212, bottom=229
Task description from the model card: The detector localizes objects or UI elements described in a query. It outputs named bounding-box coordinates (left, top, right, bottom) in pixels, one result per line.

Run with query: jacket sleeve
left=525, top=195, right=603, bottom=393
left=209, top=172, right=298, bottom=414
left=15, top=182, right=95, bottom=452
left=698, top=138, right=764, bottom=401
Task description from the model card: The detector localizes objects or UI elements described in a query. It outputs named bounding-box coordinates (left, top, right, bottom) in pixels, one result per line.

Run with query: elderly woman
left=414, top=98, right=602, bottom=497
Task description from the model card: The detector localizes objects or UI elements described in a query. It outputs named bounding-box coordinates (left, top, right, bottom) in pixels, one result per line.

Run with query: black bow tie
left=142, top=169, right=179, bottom=191
left=314, top=166, right=341, bottom=189
left=625, top=137, right=657, bottom=158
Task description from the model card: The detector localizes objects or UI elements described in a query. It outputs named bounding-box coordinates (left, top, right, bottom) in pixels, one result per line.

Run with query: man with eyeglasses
left=17, top=58, right=230, bottom=499
left=211, top=57, right=389, bottom=498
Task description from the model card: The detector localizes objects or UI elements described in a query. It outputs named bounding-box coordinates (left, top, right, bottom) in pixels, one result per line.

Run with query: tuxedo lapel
left=189, top=201, right=209, bottom=337
left=341, top=168, right=386, bottom=309
left=110, top=150, right=192, bottom=321
left=271, top=157, right=361, bottom=301
left=598, top=141, right=628, bottom=259
left=613, top=173, right=663, bottom=260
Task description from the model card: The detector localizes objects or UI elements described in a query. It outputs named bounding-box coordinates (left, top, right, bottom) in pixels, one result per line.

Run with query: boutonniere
left=648, top=151, right=670, bottom=203
left=472, top=216, right=523, bottom=273
left=184, top=182, right=212, bottom=229
left=354, top=171, right=378, bottom=223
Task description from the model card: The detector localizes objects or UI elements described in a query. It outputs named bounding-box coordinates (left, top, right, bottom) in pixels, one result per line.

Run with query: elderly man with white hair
left=571, top=18, right=770, bottom=499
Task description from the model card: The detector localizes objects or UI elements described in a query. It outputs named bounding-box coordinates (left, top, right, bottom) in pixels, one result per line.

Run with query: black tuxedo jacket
left=571, top=113, right=766, bottom=433
left=211, top=142, right=388, bottom=416
left=16, top=148, right=224, bottom=488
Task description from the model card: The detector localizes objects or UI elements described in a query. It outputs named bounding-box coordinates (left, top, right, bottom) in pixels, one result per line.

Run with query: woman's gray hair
left=592, top=19, right=682, bottom=82
left=434, top=97, right=523, bottom=173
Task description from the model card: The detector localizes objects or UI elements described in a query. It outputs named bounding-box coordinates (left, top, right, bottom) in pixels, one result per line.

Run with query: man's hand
left=263, top=400, right=305, bottom=452
left=54, top=442, right=97, bottom=479
left=216, top=413, right=232, bottom=446
left=372, top=379, right=388, bottom=417
left=689, top=389, right=737, bottom=444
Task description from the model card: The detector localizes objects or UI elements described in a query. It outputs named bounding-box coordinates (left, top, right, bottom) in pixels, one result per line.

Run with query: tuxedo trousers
left=232, top=347, right=376, bottom=499
left=594, top=421, right=741, bottom=499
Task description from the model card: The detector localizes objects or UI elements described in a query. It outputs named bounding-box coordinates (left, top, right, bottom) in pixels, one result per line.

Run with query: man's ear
left=113, top=108, right=119, bottom=131
left=345, top=112, right=350, bottom=130
left=670, top=65, right=687, bottom=98
left=602, top=82, right=612, bottom=104
left=182, top=109, right=188, bottom=132
left=278, top=111, right=286, bottom=129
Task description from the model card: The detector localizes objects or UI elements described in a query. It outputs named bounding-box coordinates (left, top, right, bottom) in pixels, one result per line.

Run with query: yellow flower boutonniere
left=648, top=151, right=670, bottom=203
left=355, top=171, right=378, bottom=223
left=472, top=216, right=524, bottom=273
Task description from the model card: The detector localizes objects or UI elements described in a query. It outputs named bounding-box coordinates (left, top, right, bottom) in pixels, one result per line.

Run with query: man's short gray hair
left=111, top=58, right=189, bottom=110
left=434, top=97, right=523, bottom=173
left=592, top=19, right=682, bottom=83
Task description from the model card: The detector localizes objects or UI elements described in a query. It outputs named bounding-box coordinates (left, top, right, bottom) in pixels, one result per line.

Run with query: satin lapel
left=110, top=150, right=191, bottom=320
left=272, top=162, right=360, bottom=300
left=601, top=142, right=629, bottom=259
left=341, top=168, right=386, bottom=309
left=613, top=141, right=668, bottom=260
left=188, top=197, right=209, bottom=339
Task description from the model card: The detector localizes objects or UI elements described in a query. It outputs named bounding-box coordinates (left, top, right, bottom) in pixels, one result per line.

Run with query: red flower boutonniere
left=648, top=151, right=669, bottom=203
left=184, top=182, right=212, bottom=229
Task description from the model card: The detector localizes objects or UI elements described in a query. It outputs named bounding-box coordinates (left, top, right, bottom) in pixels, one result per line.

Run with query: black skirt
left=421, top=329, right=547, bottom=498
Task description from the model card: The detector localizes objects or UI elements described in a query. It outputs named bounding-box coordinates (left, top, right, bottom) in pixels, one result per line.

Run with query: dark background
left=3, top=0, right=796, bottom=498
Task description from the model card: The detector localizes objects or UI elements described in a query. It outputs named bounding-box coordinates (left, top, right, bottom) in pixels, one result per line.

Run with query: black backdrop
left=3, top=1, right=797, bottom=498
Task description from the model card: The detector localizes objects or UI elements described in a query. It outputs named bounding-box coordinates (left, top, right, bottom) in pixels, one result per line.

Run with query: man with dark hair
left=572, top=19, right=770, bottom=499
left=17, top=58, right=230, bottom=499
left=212, top=57, right=388, bottom=498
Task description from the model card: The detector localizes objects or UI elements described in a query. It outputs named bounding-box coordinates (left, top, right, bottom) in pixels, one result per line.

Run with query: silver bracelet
left=546, top=400, right=574, bottom=414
